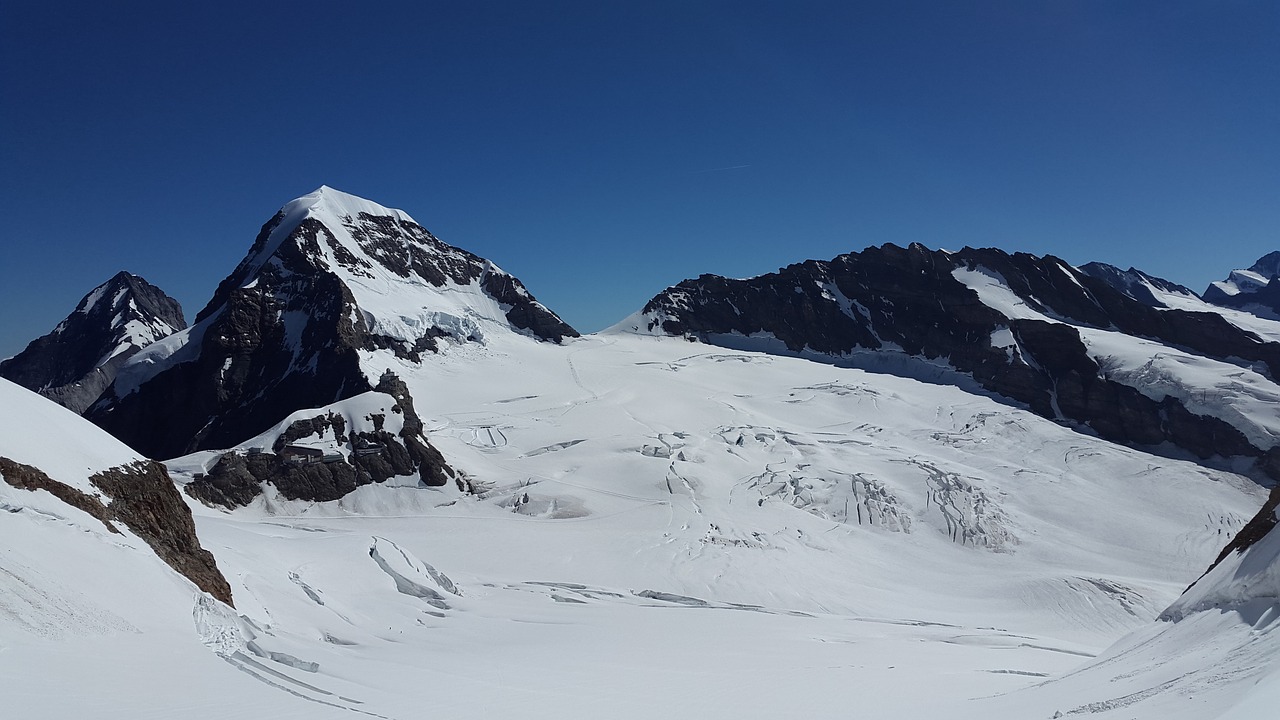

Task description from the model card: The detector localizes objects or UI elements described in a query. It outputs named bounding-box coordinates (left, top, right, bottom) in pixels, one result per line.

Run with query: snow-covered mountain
left=4, top=186, right=1280, bottom=717
left=1203, top=250, right=1280, bottom=318
left=622, top=243, right=1280, bottom=470
left=87, top=187, right=576, bottom=472
left=0, top=271, right=185, bottom=413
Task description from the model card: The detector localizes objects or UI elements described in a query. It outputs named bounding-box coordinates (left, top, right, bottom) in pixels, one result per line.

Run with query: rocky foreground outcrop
left=0, top=456, right=232, bottom=605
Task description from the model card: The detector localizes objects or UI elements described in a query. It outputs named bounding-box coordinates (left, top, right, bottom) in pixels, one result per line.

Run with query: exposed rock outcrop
left=0, top=456, right=232, bottom=605
left=185, top=374, right=454, bottom=509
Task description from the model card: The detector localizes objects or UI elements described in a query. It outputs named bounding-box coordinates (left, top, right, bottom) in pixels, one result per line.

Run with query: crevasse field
left=4, top=325, right=1277, bottom=719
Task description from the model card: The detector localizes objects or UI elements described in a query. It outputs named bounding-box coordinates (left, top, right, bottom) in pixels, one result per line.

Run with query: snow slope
left=0, top=380, right=322, bottom=719
left=101, top=329, right=1264, bottom=719
left=0, top=377, right=138, bottom=495
left=5, top=320, right=1278, bottom=718
left=979, top=491, right=1280, bottom=719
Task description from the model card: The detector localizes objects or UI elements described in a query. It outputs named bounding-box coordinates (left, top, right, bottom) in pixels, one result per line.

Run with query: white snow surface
left=1210, top=269, right=1270, bottom=298
left=0, top=378, right=140, bottom=494
left=236, top=390, right=407, bottom=459
left=7, top=287, right=1280, bottom=717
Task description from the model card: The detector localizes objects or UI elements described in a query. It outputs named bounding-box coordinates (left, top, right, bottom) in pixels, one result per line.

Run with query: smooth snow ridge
left=0, top=378, right=140, bottom=494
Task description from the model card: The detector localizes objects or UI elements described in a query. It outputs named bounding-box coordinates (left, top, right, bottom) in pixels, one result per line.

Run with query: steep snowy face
left=194, top=186, right=576, bottom=346
left=624, top=243, right=1280, bottom=467
left=0, top=378, right=230, bottom=604
left=0, top=271, right=185, bottom=413
left=1204, top=250, right=1280, bottom=317
left=88, top=187, right=574, bottom=460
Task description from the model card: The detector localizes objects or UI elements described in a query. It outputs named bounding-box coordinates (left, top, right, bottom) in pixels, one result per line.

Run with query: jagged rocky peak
left=0, top=271, right=186, bottom=413
left=1203, top=250, right=1280, bottom=317
left=88, top=186, right=571, bottom=463
left=625, top=242, right=1280, bottom=467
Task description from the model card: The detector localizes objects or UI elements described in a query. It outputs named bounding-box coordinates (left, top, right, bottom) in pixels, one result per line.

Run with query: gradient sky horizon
left=2, top=1, right=1276, bottom=359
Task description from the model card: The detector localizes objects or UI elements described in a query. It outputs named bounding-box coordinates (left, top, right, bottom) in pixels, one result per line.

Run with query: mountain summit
left=87, top=187, right=577, bottom=463
left=1203, top=250, right=1280, bottom=317
left=0, top=271, right=186, bottom=413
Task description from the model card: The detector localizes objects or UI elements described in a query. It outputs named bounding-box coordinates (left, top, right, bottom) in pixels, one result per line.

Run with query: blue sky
left=1, top=1, right=1276, bottom=358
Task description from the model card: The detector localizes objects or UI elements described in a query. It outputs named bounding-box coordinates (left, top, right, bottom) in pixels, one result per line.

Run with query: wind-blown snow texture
left=8, top=327, right=1277, bottom=719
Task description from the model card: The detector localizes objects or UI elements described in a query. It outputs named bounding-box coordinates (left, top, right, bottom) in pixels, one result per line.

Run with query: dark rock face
left=1078, top=262, right=1196, bottom=308
left=0, top=272, right=185, bottom=413
left=482, top=271, right=578, bottom=343
left=0, top=456, right=233, bottom=605
left=87, top=189, right=573, bottom=463
left=185, top=373, right=454, bottom=509
left=88, top=236, right=371, bottom=459
left=640, top=243, right=1276, bottom=463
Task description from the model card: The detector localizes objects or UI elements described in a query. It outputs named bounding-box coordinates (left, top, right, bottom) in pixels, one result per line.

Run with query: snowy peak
left=1203, top=251, right=1280, bottom=318
left=0, top=271, right=185, bottom=413
left=88, top=187, right=574, bottom=461
left=194, top=186, right=576, bottom=345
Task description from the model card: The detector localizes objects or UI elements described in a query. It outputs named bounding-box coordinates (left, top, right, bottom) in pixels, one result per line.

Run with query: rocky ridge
left=629, top=243, right=1280, bottom=471
left=0, top=378, right=232, bottom=605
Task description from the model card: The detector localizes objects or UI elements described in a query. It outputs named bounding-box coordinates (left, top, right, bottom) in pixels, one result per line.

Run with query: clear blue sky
left=2, top=1, right=1276, bottom=358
